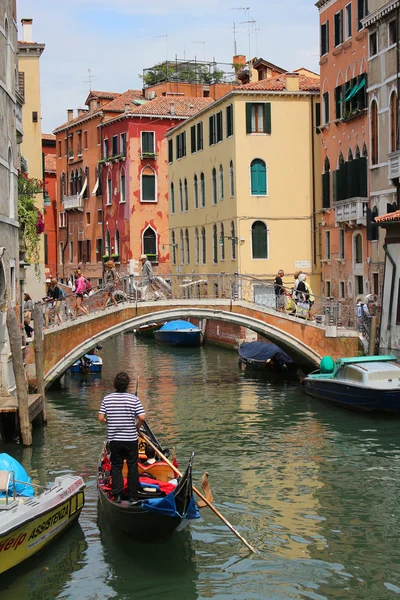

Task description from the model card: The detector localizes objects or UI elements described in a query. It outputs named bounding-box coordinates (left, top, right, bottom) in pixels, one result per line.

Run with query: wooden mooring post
left=33, top=304, right=47, bottom=422
left=6, top=308, right=32, bottom=446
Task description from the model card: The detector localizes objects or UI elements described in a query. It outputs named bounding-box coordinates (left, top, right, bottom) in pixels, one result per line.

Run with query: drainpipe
left=310, top=95, right=317, bottom=266
left=383, top=243, right=396, bottom=332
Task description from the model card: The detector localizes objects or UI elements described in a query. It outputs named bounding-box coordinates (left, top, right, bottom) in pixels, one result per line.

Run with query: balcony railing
left=63, top=194, right=83, bottom=211
left=334, top=197, right=368, bottom=226
left=388, top=150, right=400, bottom=181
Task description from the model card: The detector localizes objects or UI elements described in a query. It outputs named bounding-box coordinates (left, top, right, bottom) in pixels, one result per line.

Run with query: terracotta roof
left=53, top=109, right=102, bottom=133
left=103, top=89, right=144, bottom=112
left=375, top=210, right=400, bottom=223
left=129, top=96, right=214, bottom=117
left=87, top=90, right=120, bottom=100
left=44, top=154, right=56, bottom=173
left=42, top=133, right=56, bottom=141
left=237, top=73, right=320, bottom=92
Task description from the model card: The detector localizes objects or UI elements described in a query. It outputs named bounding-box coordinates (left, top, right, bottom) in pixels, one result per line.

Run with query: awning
left=78, top=176, right=87, bottom=199
left=92, top=177, right=99, bottom=196
left=342, top=77, right=365, bottom=102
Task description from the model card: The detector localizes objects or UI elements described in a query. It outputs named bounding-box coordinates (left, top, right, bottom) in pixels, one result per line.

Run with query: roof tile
left=237, top=73, right=320, bottom=92
left=44, top=154, right=57, bottom=173
left=129, top=95, right=214, bottom=117
left=375, top=210, right=400, bottom=223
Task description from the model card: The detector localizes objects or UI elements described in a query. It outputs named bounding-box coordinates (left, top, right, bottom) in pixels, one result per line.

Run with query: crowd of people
left=274, top=269, right=315, bottom=320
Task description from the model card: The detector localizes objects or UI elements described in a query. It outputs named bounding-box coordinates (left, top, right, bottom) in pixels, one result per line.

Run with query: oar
left=141, top=432, right=259, bottom=554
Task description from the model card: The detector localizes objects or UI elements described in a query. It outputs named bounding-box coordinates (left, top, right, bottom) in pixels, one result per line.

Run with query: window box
left=141, top=152, right=157, bottom=160
left=98, top=158, right=110, bottom=166
left=111, top=253, right=119, bottom=262
left=341, top=107, right=367, bottom=123
left=102, top=254, right=110, bottom=262
left=146, top=253, right=158, bottom=263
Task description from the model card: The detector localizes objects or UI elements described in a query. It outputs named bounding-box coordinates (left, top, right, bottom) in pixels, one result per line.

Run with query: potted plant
left=111, top=253, right=120, bottom=262
left=102, top=254, right=110, bottom=262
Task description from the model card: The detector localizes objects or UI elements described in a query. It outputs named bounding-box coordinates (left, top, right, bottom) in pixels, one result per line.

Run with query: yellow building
left=166, top=72, right=322, bottom=294
left=18, top=19, right=45, bottom=299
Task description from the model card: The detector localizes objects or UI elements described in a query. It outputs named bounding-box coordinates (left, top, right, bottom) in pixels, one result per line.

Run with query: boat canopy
left=238, top=342, right=293, bottom=366
left=0, top=453, right=34, bottom=497
left=335, top=355, right=397, bottom=366
left=160, top=320, right=200, bottom=331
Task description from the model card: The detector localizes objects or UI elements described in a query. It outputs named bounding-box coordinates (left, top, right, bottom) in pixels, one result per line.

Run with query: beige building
left=0, top=0, right=24, bottom=393
left=18, top=18, right=45, bottom=299
left=166, top=72, right=322, bottom=294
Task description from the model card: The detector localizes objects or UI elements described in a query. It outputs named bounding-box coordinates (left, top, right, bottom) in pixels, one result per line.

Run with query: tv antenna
left=83, top=68, right=94, bottom=90
left=239, top=17, right=256, bottom=59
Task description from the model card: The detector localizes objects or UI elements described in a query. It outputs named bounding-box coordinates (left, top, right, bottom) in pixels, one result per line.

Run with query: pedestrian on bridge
left=74, top=270, right=89, bottom=318
left=103, top=260, right=119, bottom=309
left=140, top=254, right=160, bottom=301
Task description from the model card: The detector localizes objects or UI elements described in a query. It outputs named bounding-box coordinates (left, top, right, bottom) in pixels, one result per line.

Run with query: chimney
left=233, top=55, right=246, bottom=71
left=286, top=72, right=300, bottom=92
left=89, top=99, right=97, bottom=112
left=21, top=18, right=33, bottom=43
left=169, top=103, right=176, bottom=116
left=77, top=108, right=86, bottom=116
left=67, top=109, right=74, bottom=122
left=125, top=103, right=131, bottom=113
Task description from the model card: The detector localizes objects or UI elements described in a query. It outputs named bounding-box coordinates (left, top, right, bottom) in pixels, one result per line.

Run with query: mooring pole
left=33, top=304, right=46, bottom=423
left=6, top=308, right=32, bottom=446
left=369, top=315, right=377, bottom=356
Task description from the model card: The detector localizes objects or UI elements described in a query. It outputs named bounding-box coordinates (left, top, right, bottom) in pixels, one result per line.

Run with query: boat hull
left=154, top=331, right=201, bottom=347
left=0, top=476, right=85, bottom=574
left=303, top=379, right=400, bottom=411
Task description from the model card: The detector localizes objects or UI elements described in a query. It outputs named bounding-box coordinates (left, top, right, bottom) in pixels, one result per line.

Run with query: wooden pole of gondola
left=141, top=433, right=259, bottom=554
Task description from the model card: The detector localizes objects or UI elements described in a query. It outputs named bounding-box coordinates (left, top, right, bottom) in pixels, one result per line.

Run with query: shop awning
left=92, top=177, right=99, bottom=196
left=78, top=176, right=87, bottom=199
left=342, top=77, right=365, bottom=102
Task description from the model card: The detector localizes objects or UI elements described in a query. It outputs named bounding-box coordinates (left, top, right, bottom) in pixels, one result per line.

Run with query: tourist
left=140, top=254, right=160, bottom=301
left=103, top=260, right=119, bottom=309
left=98, top=371, right=146, bottom=504
left=74, top=270, right=89, bottom=318
left=44, top=279, right=63, bottom=328
left=296, top=273, right=310, bottom=319
left=292, top=271, right=302, bottom=302
left=274, top=269, right=285, bottom=312
left=23, top=293, right=34, bottom=338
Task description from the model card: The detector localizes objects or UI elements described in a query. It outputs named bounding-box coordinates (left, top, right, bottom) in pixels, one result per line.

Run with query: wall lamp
left=219, top=236, right=238, bottom=246
left=162, top=243, right=178, bottom=251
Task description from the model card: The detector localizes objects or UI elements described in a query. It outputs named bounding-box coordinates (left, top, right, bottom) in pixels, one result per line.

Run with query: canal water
left=1, top=334, right=400, bottom=600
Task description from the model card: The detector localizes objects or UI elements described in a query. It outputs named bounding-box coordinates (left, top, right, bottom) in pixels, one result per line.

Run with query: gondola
left=97, top=422, right=207, bottom=542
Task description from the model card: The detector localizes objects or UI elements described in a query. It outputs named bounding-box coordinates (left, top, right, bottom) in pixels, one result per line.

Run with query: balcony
left=388, top=150, right=400, bottom=182
left=63, top=194, right=83, bottom=211
left=334, top=197, right=368, bottom=226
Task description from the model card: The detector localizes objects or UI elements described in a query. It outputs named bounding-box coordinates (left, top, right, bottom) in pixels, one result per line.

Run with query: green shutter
left=246, top=103, right=252, bottom=134
left=182, top=132, right=186, bottom=157
left=264, top=103, right=271, bottom=134
left=332, top=170, right=337, bottom=202
left=142, top=175, right=155, bottom=201
left=209, top=116, right=214, bottom=145
left=251, top=159, right=267, bottom=195
left=191, top=126, right=196, bottom=153
left=252, top=222, right=268, bottom=258
left=168, top=139, right=173, bottom=163
left=359, top=157, right=367, bottom=197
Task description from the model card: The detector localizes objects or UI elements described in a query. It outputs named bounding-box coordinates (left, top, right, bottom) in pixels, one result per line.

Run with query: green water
left=1, top=334, right=400, bottom=600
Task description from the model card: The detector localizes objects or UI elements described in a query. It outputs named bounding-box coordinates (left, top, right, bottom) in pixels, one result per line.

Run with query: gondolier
left=98, top=372, right=146, bottom=504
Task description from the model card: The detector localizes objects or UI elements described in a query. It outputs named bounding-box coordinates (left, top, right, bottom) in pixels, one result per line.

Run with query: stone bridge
left=25, top=298, right=360, bottom=389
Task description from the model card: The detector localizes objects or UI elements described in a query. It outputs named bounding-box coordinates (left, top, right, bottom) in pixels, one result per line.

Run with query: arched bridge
left=26, top=293, right=359, bottom=389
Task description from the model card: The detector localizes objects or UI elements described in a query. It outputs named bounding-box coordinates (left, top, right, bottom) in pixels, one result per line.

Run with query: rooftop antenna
left=253, top=25, right=265, bottom=58
left=231, top=7, right=250, bottom=55
left=239, top=17, right=256, bottom=59
left=193, top=41, right=206, bottom=61
left=83, top=68, right=94, bottom=91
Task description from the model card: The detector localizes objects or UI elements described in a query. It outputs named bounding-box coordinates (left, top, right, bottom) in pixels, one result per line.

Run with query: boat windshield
left=341, top=366, right=364, bottom=382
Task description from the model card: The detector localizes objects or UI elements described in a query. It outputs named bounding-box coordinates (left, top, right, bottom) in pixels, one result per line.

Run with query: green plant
left=18, top=172, right=44, bottom=277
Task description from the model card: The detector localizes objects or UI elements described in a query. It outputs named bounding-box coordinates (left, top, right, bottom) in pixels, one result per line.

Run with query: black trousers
left=109, top=440, right=139, bottom=499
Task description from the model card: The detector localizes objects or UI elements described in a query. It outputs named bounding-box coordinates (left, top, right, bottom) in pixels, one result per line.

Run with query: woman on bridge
left=74, top=270, right=89, bottom=318
left=103, top=260, right=119, bottom=310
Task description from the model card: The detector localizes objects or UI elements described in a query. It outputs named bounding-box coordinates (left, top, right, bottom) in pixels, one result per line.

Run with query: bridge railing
left=35, top=273, right=357, bottom=331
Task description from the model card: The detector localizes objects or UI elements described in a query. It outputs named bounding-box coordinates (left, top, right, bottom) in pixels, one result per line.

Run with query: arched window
left=322, top=156, right=330, bottom=209
left=184, top=178, right=188, bottom=211
left=212, top=224, right=218, bottom=264
left=348, top=148, right=353, bottom=161
left=371, top=100, right=378, bottom=165
left=194, top=174, right=198, bottom=209
left=355, top=145, right=360, bottom=159
left=252, top=221, right=268, bottom=259
left=371, top=206, right=379, bottom=241
left=106, top=229, right=111, bottom=256
left=230, top=160, right=234, bottom=197
left=83, top=166, right=89, bottom=199
left=60, top=173, right=65, bottom=201
left=180, top=229, right=184, bottom=264
left=77, top=168, right=83, bottom=195
left=231, top=221, right=236, bottom=260
left=143, top=226, right=157, bottom=259
left=107, top=171, right=112, bottom=205
left=185, top=228, right=190, bottom=264
left=200, top=172, right=205, bottom=207
left=195, top=228, right=199, bottom=264
left=354, top=233, right=363, bottom=264
left=219, top=165, right=224, bottom=200
left=141, top=166, right=156, bottom=201
left=338, top=151, right=345, bottom=167
left=220, top=223, right=225, bottom=260
left=171, top=230, right=176, bottom=265
left=390, top=91, right=398, bottom=153
left=5, top=18, right=11, bottom=89
left=120, top=166, right=126, bottom=203
left=179, top=179, right=183, bottom=212
left=362, top=143, right=368, bottom=158
left=8, top=147, right=14, bottom=219
left=212, top=168, right=217, bottom=205
left=170, top=182, right=175, bottom=214
left=115, top=229, right=120, bottom=258
left=201, top=227, right=206, bottom=264
left=250, top=159, right=267, bottom=195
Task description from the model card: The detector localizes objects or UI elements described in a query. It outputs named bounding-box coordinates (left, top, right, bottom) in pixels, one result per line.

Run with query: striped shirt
left=99, top=393, right=145, bottom=442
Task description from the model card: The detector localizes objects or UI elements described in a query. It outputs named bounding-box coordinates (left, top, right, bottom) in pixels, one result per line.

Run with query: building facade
left=166, top=72, right=321, bottom=293
left=317, top=0, right=370, bottom=318
left=0, top=0, right=24, bottom=393
left=42, top=134, right=57, bottom=278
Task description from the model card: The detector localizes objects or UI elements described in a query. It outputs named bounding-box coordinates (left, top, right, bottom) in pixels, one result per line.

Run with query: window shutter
left=332, top=170, right=337, bottom=202
left=246, top=103, right=252, bottom=134
left=142, top=175, right=155, bottom=201
left=168, top=139, right=173, bottom=163
left=209, top=116, right=214, bottom=145
left=359, top=157, right=367, bottom=197
left=217, top=111, right=223, bottom=142
left=322, top=172, right=330, bottom=209
left=182, top=132, right=186, bottom=157
left=316, top=103, right=321, bottom=131
left=18, top=71, right=25, bottom=99
left=197, top=122, right=203, bottom=150
left=191, top=126, right=196, bottom=153
left=366, top=207, right=373, bottom=240
left=264, top=103, right=271, bottom=134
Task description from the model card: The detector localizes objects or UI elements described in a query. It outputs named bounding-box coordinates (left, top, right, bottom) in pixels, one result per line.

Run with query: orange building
left=42, top=133, right=57, bottom=278
left=317, top=0, right=369, bottom=320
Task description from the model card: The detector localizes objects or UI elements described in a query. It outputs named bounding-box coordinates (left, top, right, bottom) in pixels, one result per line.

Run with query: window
left=104, top=139, right=109, bottom=159
left=339, top=228, right=345, bottom=259
left=250, top=159, right=267, bottom=195
left=143, top=226, right=157, bottom=259
left=355, top=233, right=363, bottom=263
left=322, top=157, right=330, bottom=209
left=209, top=115, right=216, bottom=145
left=371, top=100, right=378, bottom=165
left=77, top=131, right=82, bottom=156
left=194, top=175, right=198, bottom=209
left=219, top=165, right=224, bottom=200
left=389, top=20, right=397, bottom=46
left=326, top=280, right=331, bottom=297
left=171, top=231, right=176, bottom=265
left=32, top=111, right=38, bottom=123
left=97, top=209, right=102, bottom=224
left=59, top=242, right=64, bottom=265
left=356, top=275, right=364, bottom=295
left=212, top=168, right=217, bottom=205
left=334, top=10, right=343, bottom=46
left=369, top=31, right=377, bottom=57
left=201, top=227, right=206, bottom=264
left=170, top=182, right=175, bottom=214
left=230, top=160, right=234, bottom=197
left=176, top=132, right=186, bottom=159
left=44, top=233, right=49, bottom=265
left=252, top=221, right=268, bottom=259
left=345, top=3, right=352, bottom=39
left=120, top=168, right=126, bottom=203
left=231, top=221, right=236, bottom=259
left=112, top=135, right=118, bottom=156
left=373, top=272, right=379, bottom=296
left=180, top=230, right=184, bottom=265
left=390, top=92, right=398, bottom=153
left=195, top=228, right=199, bottom=264
left=191, top=125, right=196, bottom=153
left=325, top=230, right=331, bottom=259
left=335, top=84, right=343, bottom=119
left=321, top=21, right=329, bottom=55
left=357, top=0, right=367, bottom=31
left=216, top=111, right=223, bottom=142
left=323, top=92, right=330, bottom=124
left=4, top=19, right=11, bottom=89
left=196, top=122, right=203, bottom=150
left=78, top=240, right=83, bottom=263
left=226, top=104, right=234, bottom=137
left=107, top=173, right=112, bottom=205
left=339, top=281, right=345, bottom=299
left=86, top=212, right=91, bottom=225
left=184, top=178, right=188, bottom=211
left=120, top=132, right=127, bottom=157
left=69, top=240, right=73, bottom=263
left=213, top=224, right=218, bottom=264
left=18, top=70, right=25, bottom=99
left=168, top=139, right=173, bottom=163
left=58, top=140, right=62, bottom=157
left=246, top=103, right=271, bottom=134
left=86, top=240, right=91, bottom=263
left=142, top=131, right=155, bottom=154
left=371, top=206, right=379, bottom=241
left=105, top=230, right=111, bottom=256
left=220, top=223, right=225, bottom=260
left=200, top=172, right=205, bottom=207
left=179, top=179, right=183, bottom=211
left=115, top=229, right=120, bottom=258
left=59, top=211, right=66, bottom=228
left=141, top=166, right=156, bottom=202
left=185, top=229, right=190, bottom=264
left=96, top=238, right=102, bottom=262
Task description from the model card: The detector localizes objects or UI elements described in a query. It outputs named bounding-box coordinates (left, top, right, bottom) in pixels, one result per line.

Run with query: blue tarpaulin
left=159, top=320, right=200, bottom=332
left=142, top=491, right=200, bottom=520
left=0, top=453, right=34, bottom=497
left=238, top=342, right=293, bottom=367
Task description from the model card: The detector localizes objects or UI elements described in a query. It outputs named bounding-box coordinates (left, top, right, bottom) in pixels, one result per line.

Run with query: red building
left=101, top=95, right=213, bottom=276
left=42, top=133, right=57, bottom=278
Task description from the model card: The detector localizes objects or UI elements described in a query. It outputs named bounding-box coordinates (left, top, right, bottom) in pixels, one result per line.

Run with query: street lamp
left=219, top=235, right=238, bottom=246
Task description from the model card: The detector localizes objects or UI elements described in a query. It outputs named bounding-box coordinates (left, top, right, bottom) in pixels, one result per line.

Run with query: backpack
left=84, top=279, right=92, bottom=293
left=59, top=287, right=66, bottom=300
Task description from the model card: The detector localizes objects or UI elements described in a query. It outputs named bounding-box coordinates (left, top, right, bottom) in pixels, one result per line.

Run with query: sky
left=18, top=0, right=320, bottom=133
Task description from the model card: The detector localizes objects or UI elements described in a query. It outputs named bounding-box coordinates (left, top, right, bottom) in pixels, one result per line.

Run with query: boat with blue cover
left=302, top=354, right=400, bottom=411
left=238, top=341, right=297, bottom=375
left=154, top=320, right=202, bottom=347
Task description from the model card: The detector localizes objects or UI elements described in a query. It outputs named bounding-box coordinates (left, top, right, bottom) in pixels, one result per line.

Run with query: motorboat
left=154, top=320, right=202, bottom=347
left=238, top=341, right=297, bottom=375
left=133, top=322, right=165, bottom=337
left=302, top=354, right=400, bottom=411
